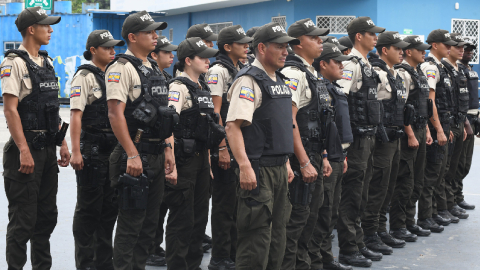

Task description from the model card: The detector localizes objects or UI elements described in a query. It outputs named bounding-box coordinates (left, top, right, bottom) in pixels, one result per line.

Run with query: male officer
left=389, top=36, right=433, bottom=240
left=324, top=36, right=349, bottom=53
left=225, top=22, right=296, bottom=270
left=1, top=7, right=70, bottom=270
left=361, top=32, right=410, bottom=255
left=309, top=43, right=354, bottom=270
left=417, top=29, right=457, bottom=232
left=106, top=11, right=176, bottom=270
left=246, top=26, right=259, bottom=64
left=280, top=18, right=332, bottom=270
left=455, top=39, right=478, bottom=210
left=335, top=17, right=385, bottom=268
left=339, top=36, right=353, bottom=55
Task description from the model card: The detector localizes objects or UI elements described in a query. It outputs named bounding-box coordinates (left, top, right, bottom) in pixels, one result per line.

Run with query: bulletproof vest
left=107, top=54, right=169, bottom=138
left=6, top=49, right=60, bottom=133
left=394, top=63, right=429, bottom=120
left=282, top=54, right=333, bottom=153
left=424, top=57, right=454, bottom=114
left=171, top=76, right=216, bottom=142
left=347, top=56, right=383, bottom=126
left=326, top=80, right=353, bottom=144
left=236, top=66, right=294, bottom=159
left=371, top=59, right=406, bottom=127
left=73, top=64, right=110, bottom=130
left=458, top=63, right=479, bottom=110
left=442, top=60, right=469, bottom=114
left=162, top=70, right=173, bottom=81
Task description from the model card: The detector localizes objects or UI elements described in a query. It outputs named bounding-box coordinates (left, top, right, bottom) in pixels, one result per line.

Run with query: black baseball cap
left=338, top=36, right=353, bottom=49
left=426, top=29, right=457, bottom=46
left=253, top=22, right=300, bottom=48
left=218, top=25, right=253, bottom=45
left=186, top=24, right=218, bottom=41
left=347, top=16, right=385, bottom=35
left=450, top=33, right=466, bottom=47
left=403, top=35, right=431, bottom=50
left=463, top=37, right=477, bottom=49
left=154, top=36, right=178, bottom=52
left=323, top=36, right=347, bottom=51
left=15, top=7, right=61, bottom=32
left=86, top=30, right=124, bottom=50
left=246, top=26, right=259, bottom=37
left=287, top=18, right=329, bottom=38
left=121, top=11, right=167, bottom=40
left=317, top=43, right=353, bottom=62
left=376, top=31, right=410, bottom=49
left=177, top=37, right=219, bottom=60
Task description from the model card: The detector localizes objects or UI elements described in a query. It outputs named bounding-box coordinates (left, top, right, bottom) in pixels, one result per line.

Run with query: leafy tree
left=71, top=0, right=110, bottom=13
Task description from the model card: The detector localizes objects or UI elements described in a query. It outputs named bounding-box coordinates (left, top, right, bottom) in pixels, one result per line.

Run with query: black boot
left=458, top=200, right=475, bottom=210
left=449, top=207, right=469, bottom=219
left=323, top=260, right=353, bottom=270
left=363, top=233, right=393, bottom=255
left=440, top=209, right=459, bottom=223
left=407, top=224, right=431, bottom=237
left=359, top=247, right=383, bottom=261
left=378, top=231, right=406, bottom=248
left=390, top=228, right=418, bottom=242
left=208, top=257, right=235, bottom=270
left=339, top=251, right=372, bottom=267
left=417, top=218, right=444, bottom=233
left=433, top=213, right=451, bottom=226
left=146, top=254, right=166, bottom=267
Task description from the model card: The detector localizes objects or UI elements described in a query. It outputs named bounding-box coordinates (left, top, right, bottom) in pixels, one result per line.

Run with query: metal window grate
left=316, top=16, right=355, bottom=35
left=169, top=29, right=173, bottom=42
left=4, top=41, right=21, bottom=52
left=208, top=22, right=233, bottom=35
left=157, top=30, right=162, bottom=37
left=452, top=18, right=480, bottom=64
left=272, top=16, right=287, bottom=29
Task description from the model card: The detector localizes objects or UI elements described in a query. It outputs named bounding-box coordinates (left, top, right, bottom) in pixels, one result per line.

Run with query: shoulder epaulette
left=350, top=57, right=359, bottom=65
left=117, top=58, right=128, bottom=65
left=80, top=69, right=91, bottom=77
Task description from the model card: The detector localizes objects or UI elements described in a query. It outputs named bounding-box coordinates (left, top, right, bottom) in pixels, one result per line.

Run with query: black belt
left=353, top=126, right=377, bottom=137
left=385, top=126, right=405, bottom=140
left=24, top=131, right=56, bottom=148
left=253, top=155, right=289, bottom=167
left=136, top=141, right=166, bottom=155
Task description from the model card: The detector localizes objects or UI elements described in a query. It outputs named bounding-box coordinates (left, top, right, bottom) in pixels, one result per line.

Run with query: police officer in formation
left=70, top=30, right=124, bottom=270
left=339, top=36, right=353, bottom=55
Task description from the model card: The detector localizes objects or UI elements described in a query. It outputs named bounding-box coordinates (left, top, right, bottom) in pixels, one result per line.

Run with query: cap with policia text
left=177, top=37, right=219, bottom=60
left=376, top=31, right=410, bottom=49
left=463, top=37, right=477, bottom=49
left=425, top=29, right=458, bottom=46
left=218, top=25, right=253, bottom=45
left=15, top=7, right=61, bottom=32
left=186, top=23, right=218, bottom=41
left=154, top=36, right=178, bottom=52
left=246, top=26, right=259, bottom=37
left=253, top=22, right=300, bottom=48
left=450, top=33, right=466, bottom=46
left=287, top=18, right=329, bottom=38
left=338, top=36, right=353, bottom=49
left=347, top=16, right=385, bottom=35
left=317, top=43, right=353, bottom=62
left=403, top=35, right=431, bottom=50
left=86, top=30, right=125, bottom=50
left=323, top=36, right=347, bottom=51
left=121, top=11, right=167, bottom=40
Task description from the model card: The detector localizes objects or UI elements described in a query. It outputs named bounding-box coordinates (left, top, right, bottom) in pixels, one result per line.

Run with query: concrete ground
left=0, top=107, right=479, bottom=270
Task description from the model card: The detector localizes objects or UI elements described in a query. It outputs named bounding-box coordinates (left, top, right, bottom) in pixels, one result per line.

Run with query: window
left=4, top=42, right=21, bottom=52
left=208, top=22, right=233, bottom=35
left=169, top=28, right=173, bottom=42
left=452, top=19, right=479, bottom=64
left=157, top=30, right=163, bottom=37
left=272, top=16, right=287, bottom=29
left=316, top=16, right=355, bottom=35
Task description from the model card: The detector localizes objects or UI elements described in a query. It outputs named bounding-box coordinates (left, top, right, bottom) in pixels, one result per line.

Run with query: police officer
left=246, top=26, right=259, bottom=64
left=335, top=17, right=385, bottom=267
left=106, top=11, right=177, bottom=270
left=164, top=37, right=222, bottom=270
left=309, top=43, right=354, bottom=270
left=361, top=32, right=410, bottom=254
left=389, top=36, right=433, bottom=240
left=338, top=36, right=353, bottom=55
left=440, top=33, right=470, bottom=220
left=205, top=25, right=252, bottom=270
left=417, top=29, right=458, bottom=232
left=70, top=30, right=124, bottom=270
left=279, top=18, right=332, bottom=270
left=324, top=36, right=349, bottom=54
left=225, top=22, right=296, bottom=270
left=455, top=39, right=478, bottom=210
left=1, top=7, right=70, bottom=270
left=146, top=35, right=178, bottom=267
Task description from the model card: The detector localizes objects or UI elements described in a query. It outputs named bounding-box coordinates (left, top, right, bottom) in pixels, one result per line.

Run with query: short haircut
left=348, top=31, right=366, bottom=45
left=376, top=45, right=391, bottom=56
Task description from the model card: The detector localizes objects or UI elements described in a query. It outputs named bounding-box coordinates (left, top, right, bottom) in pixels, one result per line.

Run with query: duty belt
left=136, top=141, right=167, bottom=155
left=253, top=155, right=289, bottom=167
left=353, top=126, right=377, bottom=137
left=384, top=126, right=405, bottom=141
left=24, top=131, right=56, bottom=149
left=81, top=130, right=118, bottom=149
left=454, top=112, right=467, bottom=126
left=413, top=116, right=428, bottom=130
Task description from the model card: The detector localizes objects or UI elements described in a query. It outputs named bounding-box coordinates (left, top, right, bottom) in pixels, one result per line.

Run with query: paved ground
left=0, top=107, right=479, bottom=269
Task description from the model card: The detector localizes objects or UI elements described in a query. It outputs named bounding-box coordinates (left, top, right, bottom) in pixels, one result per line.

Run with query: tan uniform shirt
left=337, top=47, right=371, bottom=94
left=206, top=61, right=240, bottom=97
left=396, top=60, right=415, bottom=96
left=457, top=60, right=479, bottom=115
left=70, top=62, right=103, bottom=111
left=226, top=59, right=276, bottom=126
left=281, top=54, right=316, bottom=108
left=167, top=72, right=197, bottom=114
left=0, top=45, right=54, bottom=102
left=374, top=62, right=406, bottom=100
left=105, top=50, right=148, bottom=103
left=420, top=53, right=442, bottom=91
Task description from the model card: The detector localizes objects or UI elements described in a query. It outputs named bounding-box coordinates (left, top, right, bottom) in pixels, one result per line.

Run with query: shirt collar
left=294, top=53, right=317, bottom=75
left=252, top=58, right=276, bottom=79
left=350, top=47, right=370, bottom=67
left=18, top=44, right=41, bottom=60
left=428, top=53, right=442, bottom=65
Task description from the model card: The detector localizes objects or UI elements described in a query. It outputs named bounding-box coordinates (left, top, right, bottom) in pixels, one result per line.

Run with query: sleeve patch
left=342, top=70, right=353, bottom=81
left=239, top=86, right=254, bottom=102
left=168, top=91, right=180, bottom=102
left=108, top=72, right=121, bottom=83
left=426, top=70, right=436, bottom=79
left=1, top=66, right=12, bottom=78
left=207, top=74, right=218, bottom=84
left=286, top=78, right=299, bottom=91
left=70, top=86, right=81, bottom=98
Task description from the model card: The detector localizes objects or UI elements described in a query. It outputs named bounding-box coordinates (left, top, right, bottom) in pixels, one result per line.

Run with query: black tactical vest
left=282, top=54, right=333, bottom=154
left=236, top=66, right=294, bottom=159
left=371, top=59, right=406, bottom=127
left=73, top=64, right=110, bottom=130
left=326, top=80, right=353, bottom=144
left=424, top=57, right=454, bottom=114
left=347, top=56, right=383, bottom=127
left=162, top=70, right=173, bottom=81
left=442, top=60, right=469, bottom=115
left=458, top=63, right=479, bottom=110
left=6, top=50, right=60, bottom=133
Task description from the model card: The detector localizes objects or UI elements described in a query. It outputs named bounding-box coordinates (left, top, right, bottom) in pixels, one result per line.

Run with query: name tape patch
left=108, top=72, right=121, bottom=83
left=1, top=66, right=12, bottom=78
left=70, top=86, right=81, bottom=98
left=168, top=91, right=180, bottom=102
left=239, top=86, right=254, bottom=102
left=207, top=74, right=218, bottom=84
left=286, top=78, right=299, bottom=91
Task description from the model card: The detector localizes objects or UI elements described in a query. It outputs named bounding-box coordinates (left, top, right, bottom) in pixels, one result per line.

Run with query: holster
left=376, top=124, right=390, bottom=142
left=428, top=99, right=434, bottom=118
left=404, top=104, right=415, bottom=126
left=473, top=116, right=480, bottom=136
left=76, top=156, right=104, bottom=187
left=118, top=173, right=149, bottom=210
left=206, top=113, right=226, bottom=150
left=288, top=171, right=315, bottom=206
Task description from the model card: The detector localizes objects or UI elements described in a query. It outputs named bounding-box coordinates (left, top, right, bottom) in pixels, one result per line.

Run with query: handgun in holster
left=376, top=124, right=390, bottom=143
left=404, top=104, right=415, bottom=126
left=118, top=173, right=149, bottom=210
